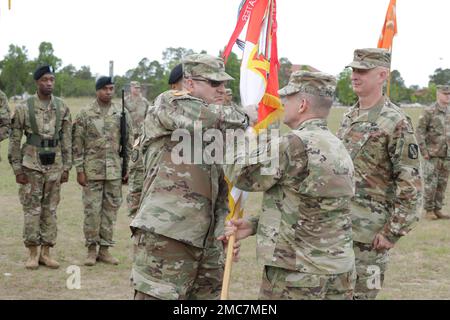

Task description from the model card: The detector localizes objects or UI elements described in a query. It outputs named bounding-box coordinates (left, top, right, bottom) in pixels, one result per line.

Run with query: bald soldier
left=125, top=81, right=150, bottom=138
left=8, top=65, right=72, bottom=270
left=0, top=89, right=11, bottom=161
left=336, top=48, right=423, bottom=300
left=224, top=71, right=357, bottom=300
left=130, top=53, right=249, bottom=300
left=72, top=76, right=133, bottom=266
left=416, top=84, right=450, bottom=220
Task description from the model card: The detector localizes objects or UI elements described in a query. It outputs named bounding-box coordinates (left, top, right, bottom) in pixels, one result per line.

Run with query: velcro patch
left=408, top=144, right=419, bottom=159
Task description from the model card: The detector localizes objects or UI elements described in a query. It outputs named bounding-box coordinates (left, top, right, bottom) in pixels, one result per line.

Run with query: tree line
left=1, top=41, right=449, bottom=105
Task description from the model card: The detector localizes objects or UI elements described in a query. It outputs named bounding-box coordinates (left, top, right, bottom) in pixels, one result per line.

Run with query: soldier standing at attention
left=130, top=54, right=249, bottom=300
left=416, top=84, right=450, bottom=220
left=72, top=76, right=133, bottom=266
left=0, top=89, right=11, bottom=160
left=225, top=71, right=357, bottom=300
left=336, top=48, right=423, bottom=300
left=125, top=81, right=150, bottom=139
left=8, top=65, right=72, bottom=270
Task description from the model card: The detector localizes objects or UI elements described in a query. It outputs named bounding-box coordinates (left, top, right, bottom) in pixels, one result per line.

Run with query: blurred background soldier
left=337, top=49, right=423, bottom=300
left=72, top=76, right=133, bottom=267
left=168, top=63, right=183, bottom=91
left=0, top=89, right=11, bottom=161
left=416, top=84, right=450, bottom=220
left=125, top=81, right=150, bottom=138
left=8, top=65, right=72, bottom=270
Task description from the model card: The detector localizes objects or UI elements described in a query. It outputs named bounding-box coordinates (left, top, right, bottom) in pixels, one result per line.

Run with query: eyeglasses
left=190, top=77, right=225, bottom=88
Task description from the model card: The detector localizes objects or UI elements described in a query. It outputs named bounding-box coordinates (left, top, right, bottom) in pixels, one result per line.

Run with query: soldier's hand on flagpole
left=372, top=233, right=394, bottom=252
left=223, top=219, right=254, bottom=241
left=244, top=104, right=258, bottom=127
left=122, top=173, right=129, bottom=185
left=217, top=235, right=242, bottom=262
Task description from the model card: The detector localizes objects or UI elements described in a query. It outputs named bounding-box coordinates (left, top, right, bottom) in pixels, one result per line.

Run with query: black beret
left=96, top=76, right=114, bottom=91
left=168, top=64, right=183, bottom=85
left=34, top=65, right=54, bottom=80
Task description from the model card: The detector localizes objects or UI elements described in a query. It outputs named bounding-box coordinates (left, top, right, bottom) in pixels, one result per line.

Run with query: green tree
left=429, top=68, right=450, bottom=85
left=35, top=41, right=62, bottom=70
left=162, top=47, right=195, bottom=70
left=389, top=69, right=411, bottom=104
left=223, top=51, right=241, bottom=103
left=0, top=44, right=32, bottom=96
left=278, top=57, right=292, bottom=88
left=336, top=69, right=357, bottom=106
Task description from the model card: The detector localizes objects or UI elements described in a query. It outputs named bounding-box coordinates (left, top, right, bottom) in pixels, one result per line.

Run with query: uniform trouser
left=19, top=167, right=62, bottom=247
left=258, top=265, right=356, bottom=300
left=82, top=179, right=122, bottom=247
left=131, top=229, right=224, bottom=300
left=353, top=241, right=390, bottom=300
left=423, top=157, right=449, bottom=211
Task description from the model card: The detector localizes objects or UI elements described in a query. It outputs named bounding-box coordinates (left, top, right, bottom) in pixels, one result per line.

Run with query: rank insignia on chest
left=408, top=144, right=419, bottom=160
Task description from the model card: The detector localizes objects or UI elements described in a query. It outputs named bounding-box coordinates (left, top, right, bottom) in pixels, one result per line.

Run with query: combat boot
left=84, top=245, right=97, bottom=266
left=425, top=211, right=437, bottom=220
left=97, top=246, right=119, bottom=265
left=39, top=246, right=60, bottom=269
left=25, top=246, right=40, bottom=270
left=434, top=210, right=450, bottom=220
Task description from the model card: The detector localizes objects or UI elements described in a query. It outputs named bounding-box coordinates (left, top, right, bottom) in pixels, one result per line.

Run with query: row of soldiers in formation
left=0, top=47, right=449, bottom=300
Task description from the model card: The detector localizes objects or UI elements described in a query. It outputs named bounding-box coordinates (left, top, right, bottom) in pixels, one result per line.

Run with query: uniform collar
left=350, top=96, right=387, bottom=123
left=92, top=99, right=116, bottom=115
left=435, top=102, right=448, bottom=113
left=33, top=93, right=55, bottom=110
left=296, top=118, right=328, bottom=131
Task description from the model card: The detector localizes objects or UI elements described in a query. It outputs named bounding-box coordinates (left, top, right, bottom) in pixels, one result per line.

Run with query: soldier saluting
left=8, top=65, right=72, bottom=270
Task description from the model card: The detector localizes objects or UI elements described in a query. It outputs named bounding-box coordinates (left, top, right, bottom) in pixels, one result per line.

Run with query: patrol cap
left=225, top=88, right=232, bottom=96
left=278, top=71, right=337, bottom=98
left=346, top=48, right=391, bottom=70
left=182, top=54, right=233, bottom=81
left=130, top=81, right=141, bottom=88
left=437, top=84, right=450, bottom=94
left=96, top=76, right=114, bottom=91
left=34, top=65, right=54, bottom=80
left=168, top=64, right=183, bottom=85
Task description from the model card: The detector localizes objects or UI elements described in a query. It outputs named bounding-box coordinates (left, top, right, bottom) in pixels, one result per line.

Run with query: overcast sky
left=0, top=0, right=448, bottom=87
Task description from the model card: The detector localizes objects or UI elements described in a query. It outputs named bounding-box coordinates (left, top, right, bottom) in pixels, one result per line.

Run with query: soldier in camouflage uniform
left=8, top=65, right=72, bottom=270
left=0, top=89, right=11, bottom=161
left=225, top=71, right=357, bottom=300
left=125, top=81, right=150, bottom=139
left=336, top=49, right=423, bottom=300
left=72, top=76, right=133, bottom=266
left=416, top=84, right=450, bottom=220
left=130, top=54, right=249, bottom=300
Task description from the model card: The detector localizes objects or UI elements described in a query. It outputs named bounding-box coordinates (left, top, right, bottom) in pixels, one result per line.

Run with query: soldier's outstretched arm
left=226, top=134, right=307, bottom=193
left=383, top=119, right=423, bottom=244
left=415, top=108, right=431, bottom=159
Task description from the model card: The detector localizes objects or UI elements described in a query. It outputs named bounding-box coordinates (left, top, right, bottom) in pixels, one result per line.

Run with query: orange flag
left=378, top=0, right=397, bottom=50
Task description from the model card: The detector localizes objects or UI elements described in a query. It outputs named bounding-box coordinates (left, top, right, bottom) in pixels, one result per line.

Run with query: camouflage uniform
left=0, top=90, right=11, bottom=161
left=337, top=48, right=423, bottom=300
left=131, top=54, right=249, bottom=300
left=8, top=94, right=72, bottom=247
left=125, top=81, right=151, bottom=138
left=72, top=99, right=133, bottom=247
left=416, top=94, right=450, bottom=212
left=227, top=71, right=356, bottom=300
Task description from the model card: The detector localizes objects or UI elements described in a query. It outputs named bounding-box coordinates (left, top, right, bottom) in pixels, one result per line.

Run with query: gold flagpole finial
left=9, top=0, right=12, bottom=10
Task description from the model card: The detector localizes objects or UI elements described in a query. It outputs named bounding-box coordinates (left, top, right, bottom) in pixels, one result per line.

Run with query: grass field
left=1, top=98, right=449, bottom=300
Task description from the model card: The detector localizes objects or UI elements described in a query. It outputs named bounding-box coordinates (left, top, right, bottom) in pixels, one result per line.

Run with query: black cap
left=168, top=64, right=183, bottom=85
left=34, top=65, right=54, bottom=80
left=96, top=76, right=114, bottom=91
